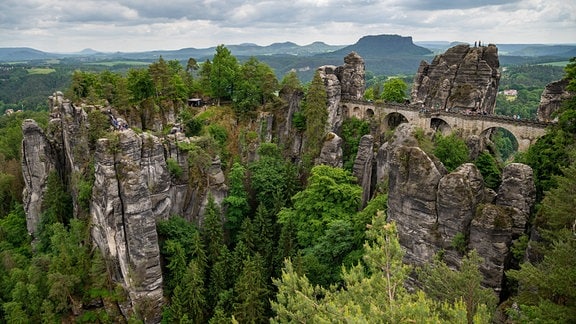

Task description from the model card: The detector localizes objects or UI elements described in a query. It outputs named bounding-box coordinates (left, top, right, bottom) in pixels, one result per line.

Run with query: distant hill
left=0, top=47, right=57, bottom=61
left=1, top=35, right=574, bottom=82
left=324, top=34, right=432, bottom=58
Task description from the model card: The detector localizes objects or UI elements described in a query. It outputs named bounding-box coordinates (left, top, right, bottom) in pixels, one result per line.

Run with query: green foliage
left=232, top=254, right=269, bottom=323
left=491, top=128, right=517, bottom=161
left=474, top=152, right=502, bottom=190
left=291, top=111, right=306, bottom=132
left=222, top=163, right=249, bottom=245
left=433, top=132, right=470, bottom=172
left=233, top=57, right=278, bottom=116
left=166, top=158, right=183, bottom=180
left=510, top=234, right=529, bottom=262
left=418, top=250, right=497, bottom=323
left=37, top=172, right=74, bottom=250
left=207, top=124, right=228, bottom=147
left=0, top=205, right=29, bottom=249
left=381, top=77, right=408, bottom=103
left=303, top=71, right=328, bottom=158
left=184, top=117, right=204, bottom=137
left=211, top=45, right=239, bottom=105
left=341, top=117, right=371, bottom=171
left=86, top=110, right=110, bottom=150
left=506, top=229, right=576, bottom=323
left=279, top=165, right=361, bottom=248
left=272, top=212, right=479, bottom=323
left=451, top=232, right=468, bottom=255
left=248, top=143, right=297, bottom=211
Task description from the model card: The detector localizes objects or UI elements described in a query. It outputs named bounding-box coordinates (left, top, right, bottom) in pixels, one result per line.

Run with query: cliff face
left=537, top=78, right=574, bottom=122
left=381, top=124, right=535, bottom=293
left=21, top=92, right=227, bottom=322
left=411, top=44, right=500, bottom=114
left=318, top=52, right=366, bottom=133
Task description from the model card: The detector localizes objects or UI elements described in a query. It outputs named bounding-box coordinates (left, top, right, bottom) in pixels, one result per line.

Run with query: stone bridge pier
left=342, top=100, right=549, bottom=152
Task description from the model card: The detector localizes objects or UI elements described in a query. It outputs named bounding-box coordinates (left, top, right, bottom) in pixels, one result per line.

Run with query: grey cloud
left=400, top=0, right=523, bottom=11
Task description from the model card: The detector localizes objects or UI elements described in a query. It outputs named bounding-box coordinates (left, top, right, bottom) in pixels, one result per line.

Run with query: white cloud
left=0, top=0, right=574, bottom=52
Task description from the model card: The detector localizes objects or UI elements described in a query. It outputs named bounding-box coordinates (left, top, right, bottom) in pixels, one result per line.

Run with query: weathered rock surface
left=21, top=93, right=228, bottom=322
left=21, top=119, right=57, bottom=234
left=387, top=143, right=445, bottom=265
left=436, top=163, right=485, bottom=266
left=316, top=132, right=343, bottom=168
left=469, top=203, right=524, bottom=291
left=90, top=131, right=163, bottom=322
left=380, top=123, right=536, bottom=294
left=339, top=52, right=366, bottom=101
left=537, top=79, right=573, bottom=122
left=411, top=44, right=500, bottom=114
left=317, top=65, right=343, bottom=133
left=318, top=52, right=366, bottom=133
left=353, top=134, right=374, bottom=207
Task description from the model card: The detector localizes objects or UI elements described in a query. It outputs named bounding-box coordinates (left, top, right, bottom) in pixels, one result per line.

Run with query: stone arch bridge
left=342, top=100, right=550, bottom=152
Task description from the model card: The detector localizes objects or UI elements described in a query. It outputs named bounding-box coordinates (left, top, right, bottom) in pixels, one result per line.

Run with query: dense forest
left=0, top=45, right=574, bottom=323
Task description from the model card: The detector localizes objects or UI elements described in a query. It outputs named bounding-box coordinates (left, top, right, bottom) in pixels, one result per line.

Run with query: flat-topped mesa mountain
left=411, top=43, right=500, bottom=114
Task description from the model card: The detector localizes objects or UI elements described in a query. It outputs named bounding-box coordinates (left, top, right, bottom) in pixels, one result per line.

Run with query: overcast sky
left=1, top=0, right=575, bottom=53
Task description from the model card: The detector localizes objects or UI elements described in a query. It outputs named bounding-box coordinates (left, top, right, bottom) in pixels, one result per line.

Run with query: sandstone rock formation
left=21, top=92, right=228, bottom=322
left=339, top=52, right=366, bottom=101
left=318, top=52, right=366, bottom=132
left=317, top=65, right=343, bottom=133
left=380, top=123, right=536, bottom=294
left=353, top=134, right=374, bottom=207
left=411, top=44, right=500, bottom=114
left=21, top=119, right=56, bottom=234
left=537, top=78, right=574, bottom=122
left=90, top=131, right=164, bottom=322
left=317, top=132, right=343, bottom=168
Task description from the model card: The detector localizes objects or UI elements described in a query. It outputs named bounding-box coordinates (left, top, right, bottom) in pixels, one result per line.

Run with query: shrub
left=166, top=158, right=183, bottom=179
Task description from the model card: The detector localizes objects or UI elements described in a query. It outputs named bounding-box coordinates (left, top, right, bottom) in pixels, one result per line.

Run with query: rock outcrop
left=380, top=123, right=535, bottom=294
left=339, top=52, right=366, bottom=101
left=353, top=135, right=374, bottom=207
left=411, top=44, right=500, bottom=114
left=21, top=119, right=57, bottom=234
left=318, top=52, right=366, bottom=133
left=21, top=92, right=228, bottom=322
left=317, top=132, right=343, bottom=168
left=90, top=131, right=164, bottom=322
left=537, top=79, right=573, bottom=122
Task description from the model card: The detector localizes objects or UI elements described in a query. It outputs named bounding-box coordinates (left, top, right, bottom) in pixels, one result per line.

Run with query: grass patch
left=27, top=68, right=56, bottom=74
left=86, top=61, right=150, bottom=67
left=536, top=61, right=569, bottom=67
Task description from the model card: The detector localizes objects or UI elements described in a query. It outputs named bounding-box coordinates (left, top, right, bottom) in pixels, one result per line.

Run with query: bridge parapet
left=340, top=99, right=552, bottom=152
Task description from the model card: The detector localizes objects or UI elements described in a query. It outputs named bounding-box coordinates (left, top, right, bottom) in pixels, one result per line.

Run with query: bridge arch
left=430, top=117, right=452, bottom=135
left=339, top=100, right=549, bottom=152
left=480, top=127, right=519, bottom=160
left=383, top=112, right=408, bottom=131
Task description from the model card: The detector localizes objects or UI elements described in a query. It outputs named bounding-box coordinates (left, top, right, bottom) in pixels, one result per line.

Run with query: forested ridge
left=0, top=46, right=574, bottom=323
